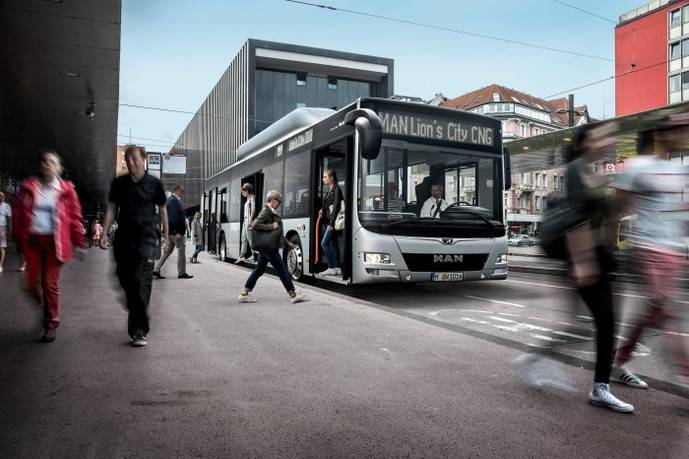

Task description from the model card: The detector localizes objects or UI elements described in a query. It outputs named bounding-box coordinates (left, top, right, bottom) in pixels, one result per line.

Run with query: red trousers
left=24, top=235, right=63, bottom=329
left=615, top=248, right=689, bottom=378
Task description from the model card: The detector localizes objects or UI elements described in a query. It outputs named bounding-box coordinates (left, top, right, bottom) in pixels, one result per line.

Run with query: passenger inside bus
left=385, top=182, right=406, bottom=212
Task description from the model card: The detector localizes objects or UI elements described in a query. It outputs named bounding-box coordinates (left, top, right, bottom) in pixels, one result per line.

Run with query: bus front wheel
left=286, top=235, right=303, bottom=281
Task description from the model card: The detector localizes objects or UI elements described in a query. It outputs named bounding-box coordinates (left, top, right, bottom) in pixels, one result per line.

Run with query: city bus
left=203, top=98, right=511, bottom=284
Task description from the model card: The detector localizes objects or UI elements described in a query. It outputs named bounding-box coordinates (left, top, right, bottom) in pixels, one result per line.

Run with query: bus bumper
left=361, top=265, right=509, bottom=282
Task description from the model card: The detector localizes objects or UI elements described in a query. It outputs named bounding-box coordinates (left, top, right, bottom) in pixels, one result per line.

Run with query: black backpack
left=539, top=191, right=585, bottom=260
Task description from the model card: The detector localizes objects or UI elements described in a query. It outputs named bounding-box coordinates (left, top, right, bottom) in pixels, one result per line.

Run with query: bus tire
left=218, top=232, right=227, bottom=261
left=285, top=234, right=303, bottom=281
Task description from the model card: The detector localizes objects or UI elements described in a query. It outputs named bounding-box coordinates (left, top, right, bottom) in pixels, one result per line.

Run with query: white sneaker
left=238, top=292, right=257, bottom=303
left=335, top=268, right=342, bottom=276
left=588, top=383, right=634, bottom=413
left=18, top=264, right=26, bottom=272
left=235, top=257, right=246, bottom=264
left=0, top=266, right=3, bottom=273
left=290, top=290, right=306, bottom=304
left=321, top=268, right=337, bottom=276
left=614, top=368, right=648, bottom=389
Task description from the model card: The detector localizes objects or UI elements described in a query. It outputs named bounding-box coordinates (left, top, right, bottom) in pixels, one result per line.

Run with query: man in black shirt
left=153, top=184, right=193, bottom=279
left=100, top=146, right=168, bottom=347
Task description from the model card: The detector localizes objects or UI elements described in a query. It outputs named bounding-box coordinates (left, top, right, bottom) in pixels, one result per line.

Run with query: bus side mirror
left=345, top=108, right=382, bottom=160
left=503, top=146, right=512, bottom=190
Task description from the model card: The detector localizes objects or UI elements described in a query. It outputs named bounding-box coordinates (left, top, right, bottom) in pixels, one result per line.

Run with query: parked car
left=508, top=234, right=535, bottom=247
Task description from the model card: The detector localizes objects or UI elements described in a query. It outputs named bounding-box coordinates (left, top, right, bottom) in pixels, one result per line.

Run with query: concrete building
left=616, top=0, right=689, bottom=116
left=442, top=84, right=591, bottom=235
left=0, top=0, right=121, bottom=215
left=170, top=39, right=394, bottom=209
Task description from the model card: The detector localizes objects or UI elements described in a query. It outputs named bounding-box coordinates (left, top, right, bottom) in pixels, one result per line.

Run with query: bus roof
left=236, top=107, right=335, bottom=162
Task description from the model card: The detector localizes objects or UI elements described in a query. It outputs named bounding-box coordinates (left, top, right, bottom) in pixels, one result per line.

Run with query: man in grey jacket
left=154, top=185, right=193, bottom=279
left=238, top=190, right=305, bottom=304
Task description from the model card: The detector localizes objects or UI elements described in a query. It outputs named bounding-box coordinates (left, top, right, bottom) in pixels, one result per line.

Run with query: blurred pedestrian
left=238, top=190, right=305, bottom=304
left=153, top=185, right=193, bottom=279
left=100, top=145, right=169, bottom=347
left=91, top=219, right=102, bottom=248
left=516, top=123, right=633, bottom=413
left=12, top=149, right=87, bottom=342
left=611, top=111, right=689, bottom=389
left=235, top=182, right=255, bottom=263
left=189, top=212, right=204, bottom=264
left=0, top=191, right=11, bottom=273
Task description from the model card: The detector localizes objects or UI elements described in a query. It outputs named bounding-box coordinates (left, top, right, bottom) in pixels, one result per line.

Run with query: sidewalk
left=0, top=249, right=687, bottom=457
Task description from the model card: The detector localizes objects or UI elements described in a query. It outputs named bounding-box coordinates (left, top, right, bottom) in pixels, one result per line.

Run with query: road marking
left=465, top=295, right=526, bottom=308
left=529, top=334, right=564, bottom=342
left=552, top=330, right=591, bottom=340
left=461, top=317, right=490, bottom=325
left=507, top=278, right=689, bottom=305
left=489, top=316, right=517, bottom=323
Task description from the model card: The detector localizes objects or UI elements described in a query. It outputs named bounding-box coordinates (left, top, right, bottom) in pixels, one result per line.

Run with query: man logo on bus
left=434, top=254, right=463, bottom=263
left=441, top=238, right=454, bottom=245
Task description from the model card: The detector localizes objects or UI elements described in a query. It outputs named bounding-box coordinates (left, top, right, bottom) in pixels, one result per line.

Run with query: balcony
left=518, top=184, right=534, bottom=192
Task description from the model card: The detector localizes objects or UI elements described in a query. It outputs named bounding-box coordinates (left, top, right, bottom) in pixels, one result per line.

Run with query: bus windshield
left=358, top=139, right=503, bottom=237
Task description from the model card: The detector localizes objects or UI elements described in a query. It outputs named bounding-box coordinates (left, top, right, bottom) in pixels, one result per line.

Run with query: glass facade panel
left=255, top=70, right=370, bottom=134
left=283, top=150, right=310, bottom=218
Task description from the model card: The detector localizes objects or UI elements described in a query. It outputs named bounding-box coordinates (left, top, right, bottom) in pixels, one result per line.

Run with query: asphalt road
left=0, top=249, right=687, bottom=458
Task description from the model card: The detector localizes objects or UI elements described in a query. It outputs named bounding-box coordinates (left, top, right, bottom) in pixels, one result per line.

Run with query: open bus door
left=310, top=138, right=351, bottom=281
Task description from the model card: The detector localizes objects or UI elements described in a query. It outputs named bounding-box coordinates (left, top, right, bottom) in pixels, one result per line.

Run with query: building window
left=492, top=92, right=500, bottom=101
left=671, top=9, right=682, bottom=29
left=671, top=42, right=681, bottom=61
left=520, top=124, right=527, bottom=137
left=682, top=72, right=689, bottom=101
left=670, top=74, right=682, bottom=103
left=684, top=5, right=689, bottom=24
left=327, top=77, right=337, bottom=90
left=296, top=73, right=307, bottom=86
left=535, top=196, right=541, bottom=211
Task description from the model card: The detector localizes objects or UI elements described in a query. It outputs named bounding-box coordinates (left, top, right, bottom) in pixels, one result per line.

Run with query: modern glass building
left=170, top=39, right=394, bottom=208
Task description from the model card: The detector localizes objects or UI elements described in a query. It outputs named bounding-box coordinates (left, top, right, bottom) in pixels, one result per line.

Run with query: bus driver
left=420, top=183, right=449, bottom=218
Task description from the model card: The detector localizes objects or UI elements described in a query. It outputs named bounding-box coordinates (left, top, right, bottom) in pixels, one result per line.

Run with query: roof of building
left=440, top=84, right=589, bottom=126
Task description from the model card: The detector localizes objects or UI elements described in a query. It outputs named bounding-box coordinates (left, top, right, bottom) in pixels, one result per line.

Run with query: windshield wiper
left=441, top=205, right=500, bottom=229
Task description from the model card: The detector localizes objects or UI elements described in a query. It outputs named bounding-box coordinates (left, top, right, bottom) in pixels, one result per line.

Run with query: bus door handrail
left=315, top=213, right=323, bottom=264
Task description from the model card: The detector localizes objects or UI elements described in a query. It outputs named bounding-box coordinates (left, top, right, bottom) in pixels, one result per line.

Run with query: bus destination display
left=378, top=111, right=495, bottom=147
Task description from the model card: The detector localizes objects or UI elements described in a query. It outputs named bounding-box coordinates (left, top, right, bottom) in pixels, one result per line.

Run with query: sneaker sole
left=614, top=378, right=648, bottom=389
left=588, top=398, right=634, bottom=413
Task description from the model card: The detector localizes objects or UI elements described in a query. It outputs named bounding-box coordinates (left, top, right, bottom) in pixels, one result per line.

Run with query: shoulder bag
left=250, top=225, right=282, bottom=252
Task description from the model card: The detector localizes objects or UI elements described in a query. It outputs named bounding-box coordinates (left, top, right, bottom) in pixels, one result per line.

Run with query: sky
left=118, top=0, right=646, bottom=152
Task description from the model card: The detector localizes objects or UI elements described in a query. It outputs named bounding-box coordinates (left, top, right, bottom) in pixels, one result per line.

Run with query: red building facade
left=616, top=0, right=689, bottom=116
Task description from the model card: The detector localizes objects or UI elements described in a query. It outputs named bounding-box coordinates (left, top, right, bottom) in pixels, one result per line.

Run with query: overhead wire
left=284, top=0, right=613, bottom=62
left=549, top=0, right=617, bottom=24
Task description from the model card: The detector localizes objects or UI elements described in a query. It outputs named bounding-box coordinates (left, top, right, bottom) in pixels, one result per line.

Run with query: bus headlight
left=497, top=253, right=508, bottom=264
left=364, top=252, right=392, bottom=264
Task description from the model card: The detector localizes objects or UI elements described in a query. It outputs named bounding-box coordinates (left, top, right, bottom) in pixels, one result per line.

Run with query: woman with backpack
left=319, top=169, right=344, bottom=276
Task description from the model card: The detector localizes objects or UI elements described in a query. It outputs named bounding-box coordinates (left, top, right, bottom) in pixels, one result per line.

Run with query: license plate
left=432, top=272, right=464, bottom=282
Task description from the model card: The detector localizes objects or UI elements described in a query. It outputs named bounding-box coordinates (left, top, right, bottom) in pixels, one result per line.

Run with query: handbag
left=250, top=226, right=282, bottom=252
left=334, top=201, right=345, bottom=231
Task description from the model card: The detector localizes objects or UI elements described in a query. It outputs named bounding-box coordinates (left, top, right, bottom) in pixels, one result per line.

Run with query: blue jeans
left=244, top=250, right=295, bottom=293
left=321, top=226, right=339, bottom=269
left=192, top=243, right=204, bottom=258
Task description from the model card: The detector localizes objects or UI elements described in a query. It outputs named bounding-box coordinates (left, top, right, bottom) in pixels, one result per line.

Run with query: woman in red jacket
left=13, top=150, right=86, bottom=342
